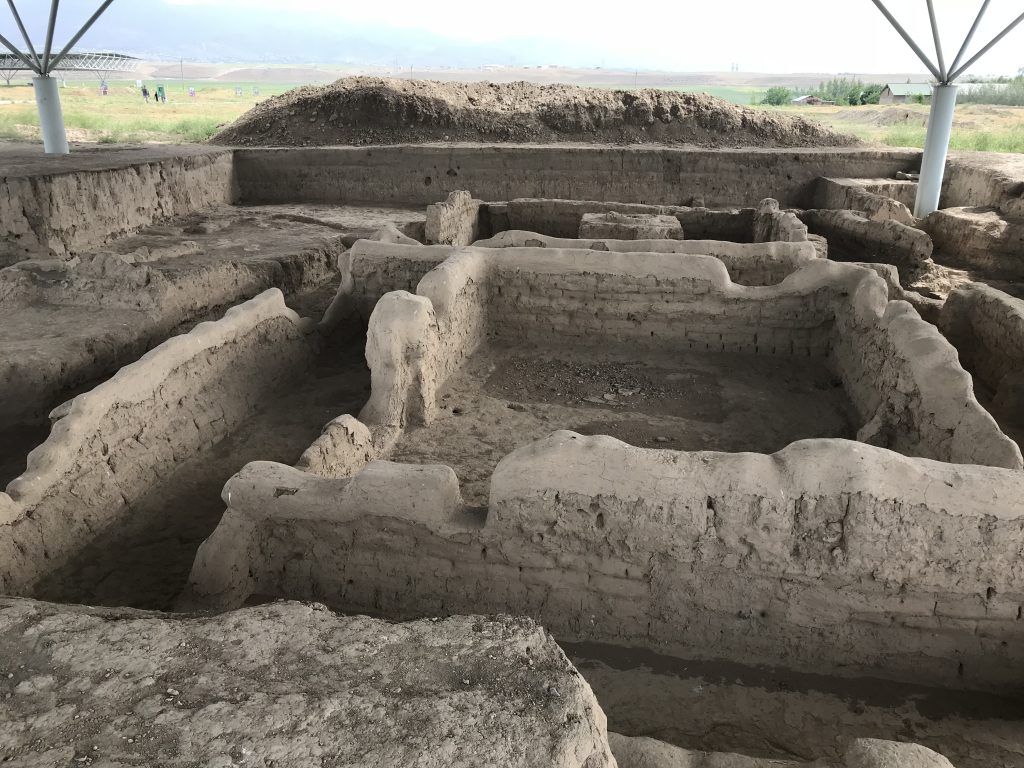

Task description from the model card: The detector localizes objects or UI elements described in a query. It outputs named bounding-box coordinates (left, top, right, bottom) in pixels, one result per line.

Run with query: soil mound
left=833, top=106, right=929, bottom=127
left=212, top=76, right=858, bottom=148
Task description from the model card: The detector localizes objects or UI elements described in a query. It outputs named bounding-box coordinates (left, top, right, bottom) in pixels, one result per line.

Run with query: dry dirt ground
left=212, top=77, right=858, bottom=148
left=389, top=344, right=856, bottom=505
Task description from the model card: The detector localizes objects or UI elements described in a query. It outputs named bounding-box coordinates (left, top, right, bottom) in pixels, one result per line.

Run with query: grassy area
left=875, top=123, right=1024, bottom=153
left=1, top=79, right=1022, bottom=152
left=766, top=102, right=1024, bottom=153
left=0, top=80, right=295, bottom=144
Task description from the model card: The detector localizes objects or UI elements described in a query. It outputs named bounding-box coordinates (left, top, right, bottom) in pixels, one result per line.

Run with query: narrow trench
left=564, top=640, right=1024, bottom=765
left=30, top=327, right=370, bottom=611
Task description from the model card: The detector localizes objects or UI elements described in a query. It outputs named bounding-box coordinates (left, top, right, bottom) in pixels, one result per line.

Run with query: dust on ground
left=212, top=77, right=858, bottom=149
left=389, top=344, right=857, bottom=505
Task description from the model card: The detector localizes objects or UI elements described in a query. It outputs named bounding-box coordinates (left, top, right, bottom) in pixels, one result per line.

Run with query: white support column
left=32, top=74, right=69, bottom=154
left=914, top=83, right=957, bottom=218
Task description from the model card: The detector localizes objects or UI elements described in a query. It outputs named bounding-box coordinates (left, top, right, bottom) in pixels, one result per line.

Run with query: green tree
left=761, top=86, right=792, bottom=106
left=859, top=84, right=884, bottom=105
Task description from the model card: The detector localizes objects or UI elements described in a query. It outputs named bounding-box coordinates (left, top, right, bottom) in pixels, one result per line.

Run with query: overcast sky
left=10, top=0, right=1024, bottom=75
left=164, top=0, right=1023, bottom=75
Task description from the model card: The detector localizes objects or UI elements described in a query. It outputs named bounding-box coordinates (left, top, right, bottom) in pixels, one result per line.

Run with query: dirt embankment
left=212, top=77, right=859, bottom=148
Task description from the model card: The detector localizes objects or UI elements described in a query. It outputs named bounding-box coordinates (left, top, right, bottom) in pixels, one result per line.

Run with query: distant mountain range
left=9, top=0, right=586, bottom=68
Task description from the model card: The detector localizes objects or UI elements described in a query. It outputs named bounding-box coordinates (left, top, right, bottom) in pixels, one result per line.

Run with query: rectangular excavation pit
left=389, top=344, right=857, bottom=506
left=360, top=246, right=1020, bottom=473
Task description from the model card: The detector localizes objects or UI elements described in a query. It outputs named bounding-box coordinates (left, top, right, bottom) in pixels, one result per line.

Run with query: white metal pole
left=33, top=74, right=69, bottom=154
left=914, top=83, right=957, bottom=218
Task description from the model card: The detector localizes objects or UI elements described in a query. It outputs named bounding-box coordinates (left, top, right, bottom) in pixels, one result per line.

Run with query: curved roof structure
left=0, top=1, right=119, bottom=76
left=0, top=51, right=137, bottom=73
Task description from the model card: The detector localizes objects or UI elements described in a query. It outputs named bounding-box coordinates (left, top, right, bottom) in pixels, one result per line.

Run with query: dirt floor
left=566, top=642, right=1024, bottom=768
left=212, top=76, right=857, bottom=148
left=29, top=327, right=370, bottom=611
left=0, top=142, right=225, bottom=178
left=389, top=344, right=857, bottom=505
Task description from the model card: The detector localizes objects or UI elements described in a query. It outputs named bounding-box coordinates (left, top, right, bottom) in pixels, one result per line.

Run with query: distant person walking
left=141, top=84, right=150, bottom=103
left=156, top=85, right=166, bottom=103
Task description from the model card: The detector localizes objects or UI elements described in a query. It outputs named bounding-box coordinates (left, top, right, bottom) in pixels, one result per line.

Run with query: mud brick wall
left=940, top=284, right=1024, bottom=428
left=481, top=249, right=839, bottom=356
left=832, top=277, right=1021, bottom=469
left=813, top=178, right=916, bottom=224
left=360, top=252, right=492, bottom=430
left=504, top=198, right=754, bottom=241
left=752, top=199, right=809, bottom=243
left=473, top=231, right=819, bottom=286
left=0, top=289, right=314, bottom=595
left=417, top=249, right=492, bottom=383
left=185, top=433, right=1024, bottom=692
left=341, top=241, right=457, bottom=320
left=0, top=147, right=234, bottom=268
left=425, top=190, right=487, bottom=245
left=801, top=209, right=933, bottom=272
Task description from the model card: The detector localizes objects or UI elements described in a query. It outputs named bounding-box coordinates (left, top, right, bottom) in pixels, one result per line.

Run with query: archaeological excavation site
left=3, top=78, right=1024, bottom=768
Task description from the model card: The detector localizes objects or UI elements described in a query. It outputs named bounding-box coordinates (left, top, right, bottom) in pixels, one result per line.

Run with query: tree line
left=959, top=69, right=1024, bottom=106
left=760, top=69, right=1024, bottom=107
left=759, top=78, right=884, bottom=106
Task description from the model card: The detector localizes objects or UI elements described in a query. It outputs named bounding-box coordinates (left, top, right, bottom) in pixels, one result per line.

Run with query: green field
left=0, top=79, right=294, bottom=144
left=768, top=102, right=1024, bottom=153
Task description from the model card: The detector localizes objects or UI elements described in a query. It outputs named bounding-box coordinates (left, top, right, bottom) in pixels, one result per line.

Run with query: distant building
left=791, top=95, right=835, bottom=106
left=880, top=83, right=933, bottom=104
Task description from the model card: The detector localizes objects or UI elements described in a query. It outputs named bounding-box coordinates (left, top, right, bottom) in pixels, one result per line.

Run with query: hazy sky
left=9, top=0, right=1024, bottom=75
left=160, top=0, right=1023, bottom=74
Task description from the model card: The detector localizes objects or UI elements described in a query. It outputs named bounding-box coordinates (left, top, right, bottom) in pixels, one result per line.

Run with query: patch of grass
left=0, top=82, right=263, bottom=144
left=879, top=123, right=1024, bottom=152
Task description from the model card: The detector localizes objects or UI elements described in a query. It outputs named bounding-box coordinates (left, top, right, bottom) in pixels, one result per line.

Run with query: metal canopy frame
left=869, top=0, right=1024, bottom=85
left=1, top=0, right=121, bottom=153
left=0, top=0, right=118, bottom=76
left=0, top=51, right=137, bottom=72
left=869, top=1, right=1024, bottom=216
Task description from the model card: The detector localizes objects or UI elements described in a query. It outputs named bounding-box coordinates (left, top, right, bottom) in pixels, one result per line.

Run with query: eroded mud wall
left=502, top=199, right=755, bottom=241
left=472, top=232, right=819, bottom=286
left=940, top=284, right=1024, bottom=429
left=833, top=277, right=1022, bottom=469
left=0, top=289, right=313, bottom=595
left=186, top=433, right=1024, bottom=692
